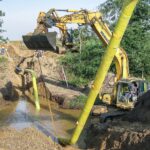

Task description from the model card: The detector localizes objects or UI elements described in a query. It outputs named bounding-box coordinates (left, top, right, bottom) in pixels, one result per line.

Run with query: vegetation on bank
left=0, top=0, right=6, bottom=41
left=60, top=37, right=105, bottom=87
left=69, top=94, right=87, bottom=109
left=0, top=56, right=7, bottom=63
left=60, top=0, right=150, bottom=87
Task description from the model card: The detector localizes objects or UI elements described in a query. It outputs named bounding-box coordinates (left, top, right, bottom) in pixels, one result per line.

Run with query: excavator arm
left=23, top=9, right=129, bottom=80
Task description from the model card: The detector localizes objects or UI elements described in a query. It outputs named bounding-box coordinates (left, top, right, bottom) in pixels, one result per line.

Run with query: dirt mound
left=125, top=90, right=150, bottom=123
left=17, top=51, right=84, bottom=109
left=0, top=127, right=61, bottom=150
left=99, top=128, right=150, bottom=150
left=0, top=127, right=80, bottom=150
left=85, top=122, right=150, bottom=150
left=8, top=42, right=33, bottom=57
left=0, top=57, right=21, bottom=103
left=85, top=90, right=150, bottom=149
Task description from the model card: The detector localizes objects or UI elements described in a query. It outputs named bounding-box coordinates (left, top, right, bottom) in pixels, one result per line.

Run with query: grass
left=0, top=56, right=8, bottom=63
left=70, top=94, right=87, bottom=109
left=64, top=72, right=89, bottom=88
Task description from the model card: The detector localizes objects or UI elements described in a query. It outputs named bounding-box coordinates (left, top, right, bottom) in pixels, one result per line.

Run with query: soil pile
left=18, top=51, right=84, bottom=109
left=85, top=90, right=150, bottom=150
left=0, top=127, right=61, bottom=150
left=125, top=90, right=150, bottom=123
left=0, top=41, right=33, bottom=109
left=0, top=57, right=21, bottom=104
left=85, top=121, right=150, bottom=150
left=0, top=127, right=79, bottom=150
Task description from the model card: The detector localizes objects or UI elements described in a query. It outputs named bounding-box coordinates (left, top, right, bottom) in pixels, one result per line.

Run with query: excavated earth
left=0, top=127, right=79, bottom=150
left=0, top=41, right=150, bottom=150
left=125, top=90, right=150, bottom=123
left=0, top=48, right=21, bottom=110
left=16, top=44, right=85, bottom=109
left=0, top=127, right=61, bottom=150
left=0, top=41, right=80, bottom=150
left=85, top=90, right=150, bottom=150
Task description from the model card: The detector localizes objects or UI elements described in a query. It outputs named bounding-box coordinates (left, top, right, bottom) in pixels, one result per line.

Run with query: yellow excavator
left=22, top=0, right=148, bottom=144
left=23, top=7, right=149, bottom=110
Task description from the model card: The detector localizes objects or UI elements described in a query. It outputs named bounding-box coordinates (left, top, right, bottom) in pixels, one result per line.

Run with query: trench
left=0, top=98, right=83, bottom=144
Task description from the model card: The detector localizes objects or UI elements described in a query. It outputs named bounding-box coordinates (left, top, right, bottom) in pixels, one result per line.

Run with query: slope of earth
left=18, top=49, right=86, bottom=109
left=0, top=127, right=79, bottom=150
left=125, top=90, right=150, bottom=123
left=84, top=90, right=150, bottom=150
left=0, top=41, right=34, bottom=110
left=0, top=56, right=21, bottom=109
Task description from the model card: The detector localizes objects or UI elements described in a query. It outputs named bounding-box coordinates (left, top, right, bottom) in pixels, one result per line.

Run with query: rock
left=92, top=105, right=108, bottom=116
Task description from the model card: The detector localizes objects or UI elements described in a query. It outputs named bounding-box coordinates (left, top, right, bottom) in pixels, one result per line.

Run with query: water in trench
left=0, top=98, right=81, bottom=142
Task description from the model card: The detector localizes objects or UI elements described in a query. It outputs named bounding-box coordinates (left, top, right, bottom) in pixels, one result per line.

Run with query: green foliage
left=121, top=0, right=150, bottom=76
left=0, top=0, right=5, bottom=41
left=61, top=0, right=150, bottom=87
left=99, top=0, right=150, bottom=77
left=0, top=56, right=7, bottom=63
left=0, top=56, right=8, bottom=71
left=60, top=36, right=105, bottom=86
left=98, top=0, right=124, bottom=27
left=69, top=94, right=87, bottom=109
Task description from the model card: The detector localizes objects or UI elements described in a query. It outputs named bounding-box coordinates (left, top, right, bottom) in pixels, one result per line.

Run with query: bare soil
left=85, top=120, right=150, bottom=150
left=0, top=53, right=21, bottom=109
left=16, top=44, right=85, bottom=109
left=0, top=127, right=61, bottom=150
left=125, top=90, right=150, bottom=123
left=1, top=41, right=150, bottom=150
left=85, top=90, right=150, bottom=150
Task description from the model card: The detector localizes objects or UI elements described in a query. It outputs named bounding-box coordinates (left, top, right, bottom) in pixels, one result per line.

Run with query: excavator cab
left=116, top=79, right=149, bottom=109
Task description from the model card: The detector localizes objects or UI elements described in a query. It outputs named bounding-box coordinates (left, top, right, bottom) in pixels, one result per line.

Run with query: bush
left=0, top=56, right=7, bottom=63
left=60, top=38, right=105, bottom=87
left=70, top=94, right=87, bottom=109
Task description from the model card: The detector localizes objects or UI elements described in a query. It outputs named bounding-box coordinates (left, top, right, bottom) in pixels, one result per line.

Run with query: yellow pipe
left=70, top=0, right=139, bottom=145
left=25, top=69, right=40, bottom=111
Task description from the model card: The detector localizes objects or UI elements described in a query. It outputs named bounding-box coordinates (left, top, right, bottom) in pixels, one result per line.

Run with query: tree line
left=61, top=0, right=150, bottom=87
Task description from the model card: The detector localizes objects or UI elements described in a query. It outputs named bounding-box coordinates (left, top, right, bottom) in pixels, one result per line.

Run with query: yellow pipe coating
left=25, top=69, right=40, bottom=111
left=70, top=0, right=139, bottom=145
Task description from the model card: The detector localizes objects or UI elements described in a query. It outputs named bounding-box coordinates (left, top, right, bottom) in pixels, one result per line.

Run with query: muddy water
left=0, top=98, right=81, bottom=142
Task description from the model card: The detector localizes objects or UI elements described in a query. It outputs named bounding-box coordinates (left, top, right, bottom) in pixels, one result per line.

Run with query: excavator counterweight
left=22, top=32, right=57, bottom=51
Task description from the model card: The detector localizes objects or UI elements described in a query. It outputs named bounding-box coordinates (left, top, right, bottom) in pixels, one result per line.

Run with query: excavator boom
left=23, top=8, right=129, bottom=80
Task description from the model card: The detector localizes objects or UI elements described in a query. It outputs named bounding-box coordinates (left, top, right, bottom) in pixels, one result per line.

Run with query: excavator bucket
left=22, top=32, right=57, bottom=51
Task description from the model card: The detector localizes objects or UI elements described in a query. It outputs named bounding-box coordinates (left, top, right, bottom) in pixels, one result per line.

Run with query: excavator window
left=117, top=82, right=138, bottom=103
left=118, top=83, right=131, bottom=103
